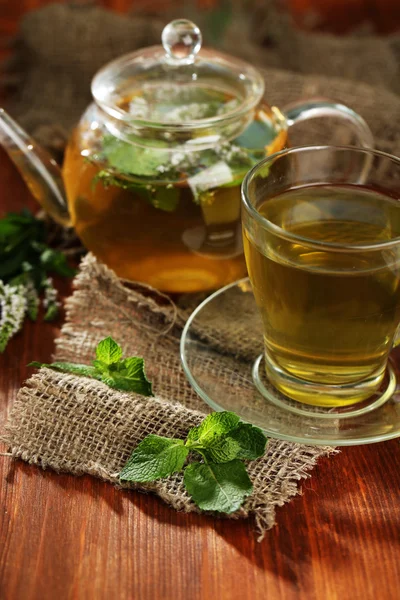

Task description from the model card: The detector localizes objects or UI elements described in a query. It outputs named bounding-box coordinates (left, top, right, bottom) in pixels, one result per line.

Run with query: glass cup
left=241, top=146, right=400, bottom=407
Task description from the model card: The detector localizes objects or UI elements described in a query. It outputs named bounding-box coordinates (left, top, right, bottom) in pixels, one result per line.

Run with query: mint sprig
left=120, top=411, right=268, bottom=514
left=29, top=336, right=153, bottom=396
left=90, top=132, right=263, bottom=212
left=0, top=209, right=76, bottom=351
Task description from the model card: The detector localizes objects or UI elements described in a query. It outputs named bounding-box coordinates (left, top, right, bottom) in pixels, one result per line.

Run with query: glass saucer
left=180, top=278, right=400, bottom=446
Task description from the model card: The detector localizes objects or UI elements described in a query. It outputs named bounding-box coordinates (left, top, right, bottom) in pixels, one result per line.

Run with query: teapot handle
left=0, top=108, right=71, bottom=226
left=282, top=99, right=374, bottom=149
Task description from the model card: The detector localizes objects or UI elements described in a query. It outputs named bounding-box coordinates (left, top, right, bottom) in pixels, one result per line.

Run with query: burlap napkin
left=1, top=255, right=336, bottom=539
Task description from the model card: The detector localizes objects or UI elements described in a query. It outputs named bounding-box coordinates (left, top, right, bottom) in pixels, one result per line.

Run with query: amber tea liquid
left=243, top=185, right=400, bottom=406
left=62, top=95, right=284, bottom=293
left=63, top=136, right=245, bottom=293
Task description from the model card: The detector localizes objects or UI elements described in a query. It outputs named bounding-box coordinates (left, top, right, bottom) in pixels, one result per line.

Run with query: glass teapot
left=0, top=19, right=373, bottom=293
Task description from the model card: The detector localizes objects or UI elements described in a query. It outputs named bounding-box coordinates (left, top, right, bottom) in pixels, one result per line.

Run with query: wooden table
left=1, top=148, right=400, bottom=599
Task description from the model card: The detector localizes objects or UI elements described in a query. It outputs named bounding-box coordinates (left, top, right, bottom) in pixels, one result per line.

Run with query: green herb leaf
left=29, top=361, right=101, bottom=380
left=43, top=303, right=59, bottom=322
left=186, top=411, right=240, bottom=447
left=0, top=247, right=30, bottom=280
left=117, top=411, right=267, bottom=514
left=95, top=336, right=123, bottom=365
left=200, top=436, right=241, bottom=464
left=30, top=337, right=153, bottom=396
left=101, top=135, right=169, bottom=178
left=183, top=460, right=252, bottom=513
left=92, top=359, right=108, bottom=373
left=151, top=186, right=180, bottom=212
left=38, top=246, right=76, bottom=277
left=186, top=415, right=267, bottom=464
left=102, top=356, right=153, bottom=396
left=120, top=434, right=189, bottom=482
left=227, top=423, right=267, bottom=460
left=115, top=356, right=152, bottom=396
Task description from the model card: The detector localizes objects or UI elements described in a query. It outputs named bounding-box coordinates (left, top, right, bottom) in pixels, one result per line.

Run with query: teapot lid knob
left=162, top=19, right=202, bottom=65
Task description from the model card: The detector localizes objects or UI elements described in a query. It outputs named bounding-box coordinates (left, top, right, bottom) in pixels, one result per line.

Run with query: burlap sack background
left=1, top=255, right=336, bottom=539
left=2, top=0, right=400, bottom=157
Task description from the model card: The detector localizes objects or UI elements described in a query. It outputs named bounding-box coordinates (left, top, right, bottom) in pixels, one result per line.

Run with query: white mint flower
left=0, top=282, right=28, bottom=352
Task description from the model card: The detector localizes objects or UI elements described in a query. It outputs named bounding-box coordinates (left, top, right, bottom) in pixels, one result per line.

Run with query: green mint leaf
left=0, top=248, right=30, bottom=280
left=201, top=436, right=241, bottom=464
left=0, top=211, right=45, bottom=282
left=43, top=302, right=59, bottom=322
left=30, top=336, right=153, bottom=396
left=38, top=246, right=76, bottom=277
left=183, top=460, right=252, bottom=514
left=0, top=219, right=27, bottom=240
left=120, top=435, right=188, bottom=482
left=151, top=186, right=179, bottom=212
left=28, top=361, right=101, bottom=379
left=8, top=271, right=30, bottom=288
left=102, top=357, right=153, bottom=396
left=101, top=135, right=169, bottom=177
left=227, top=423, right=268, bottom=460
left=92, top=359, right=109, bottom=373
left=95, top=336, right=122, bottom=365
left=119, top=356, right=151, bottom=381
left=186, top=411, right=240, bottom=446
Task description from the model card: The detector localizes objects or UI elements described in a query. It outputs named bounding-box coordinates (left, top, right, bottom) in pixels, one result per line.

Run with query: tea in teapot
left=0, top=20, right=373, bottom=293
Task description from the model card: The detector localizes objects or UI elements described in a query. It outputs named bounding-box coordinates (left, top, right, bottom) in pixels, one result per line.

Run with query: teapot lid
left=91, top=19, right=265, bottom=131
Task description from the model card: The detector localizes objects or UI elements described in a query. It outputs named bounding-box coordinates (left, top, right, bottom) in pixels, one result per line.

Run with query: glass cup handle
left=282, top=99, right=374, bottom=149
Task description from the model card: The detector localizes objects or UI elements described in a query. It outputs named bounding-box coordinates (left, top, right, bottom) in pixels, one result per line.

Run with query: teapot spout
left=0, top=108, right=70, bottom=226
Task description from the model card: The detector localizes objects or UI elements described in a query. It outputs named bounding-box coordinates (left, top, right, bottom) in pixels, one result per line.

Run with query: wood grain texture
left=1, top=147, right=400, bottom=599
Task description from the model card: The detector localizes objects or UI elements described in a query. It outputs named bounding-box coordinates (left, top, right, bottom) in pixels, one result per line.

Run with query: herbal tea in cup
left=242, top=146, right=400, bottom=407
